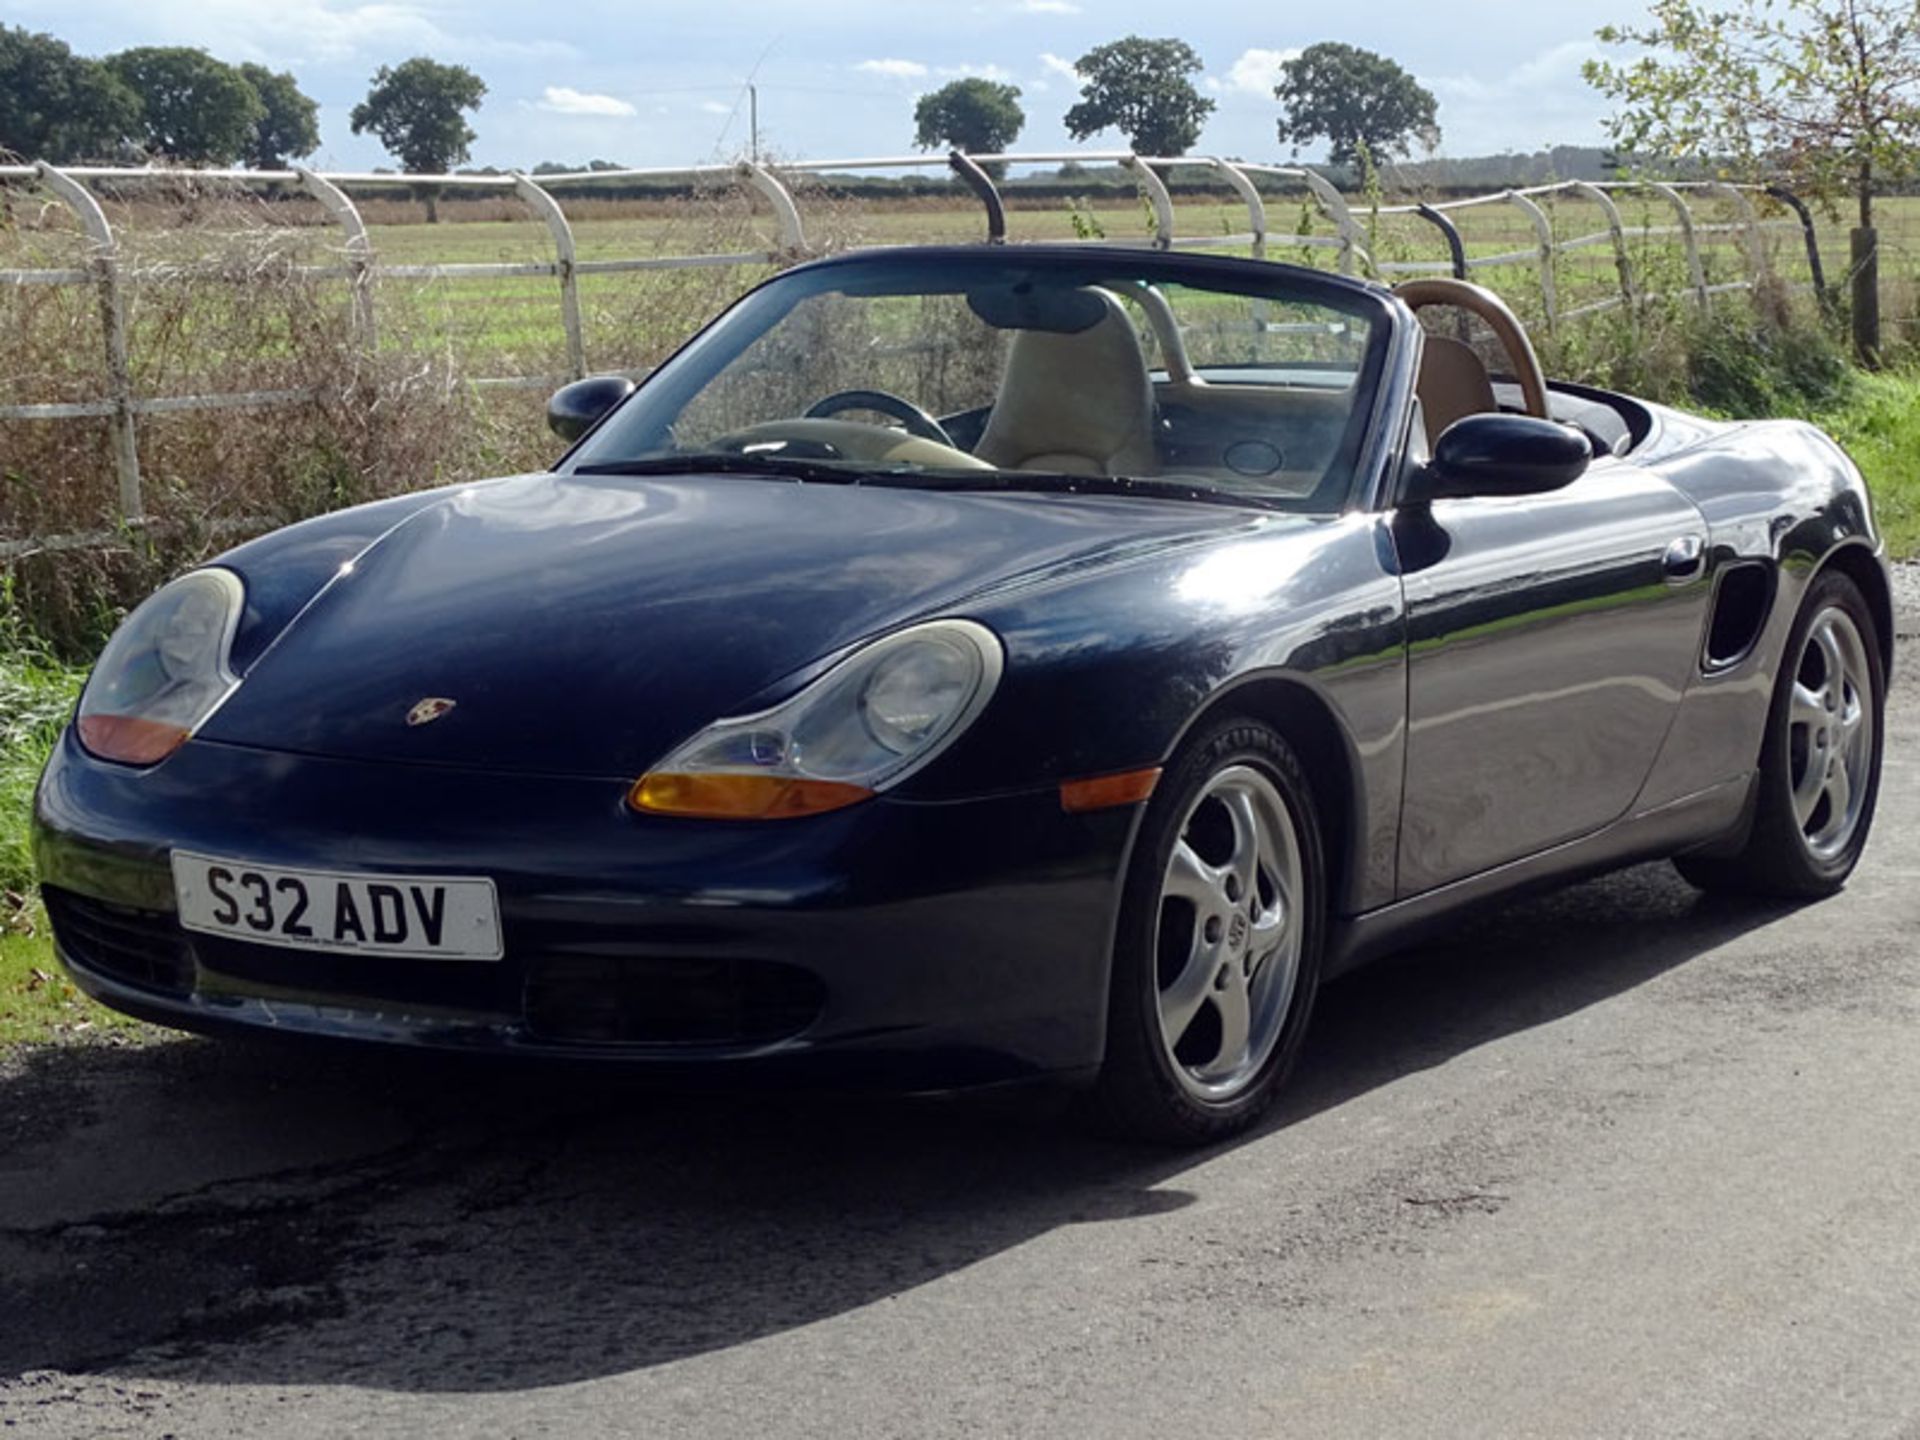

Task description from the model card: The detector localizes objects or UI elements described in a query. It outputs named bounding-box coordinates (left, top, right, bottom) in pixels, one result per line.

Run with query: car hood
left=199, top=471, right=1257, bottom=777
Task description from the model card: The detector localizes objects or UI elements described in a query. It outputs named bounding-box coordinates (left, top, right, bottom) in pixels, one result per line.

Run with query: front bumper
left=33, top=731, right=1137, bottom=1087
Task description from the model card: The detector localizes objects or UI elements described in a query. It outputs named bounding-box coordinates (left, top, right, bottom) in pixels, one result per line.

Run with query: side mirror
left=547, top=375, right=636, bottom=443
left=1411, top=414, right=1591, bottom=502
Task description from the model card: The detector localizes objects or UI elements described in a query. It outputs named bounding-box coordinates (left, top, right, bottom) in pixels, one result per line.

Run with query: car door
left=1390, top=456, right=1713, bottom=895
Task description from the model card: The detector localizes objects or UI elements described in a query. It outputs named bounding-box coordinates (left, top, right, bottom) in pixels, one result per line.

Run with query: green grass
left=0, top=639, right=80, bottom=900
left=0, top=926, right=144, bottom=1048
left=1802, top=370, right=1920, bottom=559
left=0, top=637, right=144, bottom=1048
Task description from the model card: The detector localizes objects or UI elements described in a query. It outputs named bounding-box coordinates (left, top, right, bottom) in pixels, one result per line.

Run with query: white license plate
left=171, top=852, right=503, bottom=961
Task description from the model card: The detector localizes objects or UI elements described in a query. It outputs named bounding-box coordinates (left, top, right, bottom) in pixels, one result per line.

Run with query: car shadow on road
left=0, top=861, right=1798, bottom=1391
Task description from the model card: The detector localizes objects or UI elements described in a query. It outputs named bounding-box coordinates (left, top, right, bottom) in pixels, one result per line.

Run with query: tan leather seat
left=1415, top=334, right=1498, bottom=446
left=974, top=290, right=1158, bottom=476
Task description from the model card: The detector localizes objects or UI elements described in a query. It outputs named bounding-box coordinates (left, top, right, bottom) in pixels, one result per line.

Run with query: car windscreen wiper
left=572, top=455, right=1282, bottom=510
left=864, top=469, right=1283, bottom=510
left=570, top=452, right=875, bottom=485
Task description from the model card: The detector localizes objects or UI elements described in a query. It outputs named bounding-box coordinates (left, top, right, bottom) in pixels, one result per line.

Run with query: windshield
left=569, top=253, right=1388, bottom=511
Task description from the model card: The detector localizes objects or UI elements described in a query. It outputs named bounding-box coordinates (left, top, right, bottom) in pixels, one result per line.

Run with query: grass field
left=339, top=190, right=1920, bottom=372
left=12, top=182, right=1920, bottom=395
left=4, top=175, right=1917, bottom=549
left=0, top=639, right=146, bottom=1047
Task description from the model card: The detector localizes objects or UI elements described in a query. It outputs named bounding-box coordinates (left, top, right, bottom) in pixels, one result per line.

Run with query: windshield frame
left=561, top=246, right=1398, bottom=513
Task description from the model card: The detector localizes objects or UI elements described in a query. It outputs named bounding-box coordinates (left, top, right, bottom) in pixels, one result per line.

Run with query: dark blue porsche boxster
left=34, top=246, right=1891, bottom=1141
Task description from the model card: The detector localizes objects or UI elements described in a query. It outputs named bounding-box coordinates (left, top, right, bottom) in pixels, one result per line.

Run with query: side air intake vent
left=1704, top=562, right=1773, bottom=671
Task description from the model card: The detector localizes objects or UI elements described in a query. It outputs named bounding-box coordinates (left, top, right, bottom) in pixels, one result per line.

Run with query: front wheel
left=1087, top=720, right=1326, bottom=1144
left=1676, top=569, right=1885, bottom=898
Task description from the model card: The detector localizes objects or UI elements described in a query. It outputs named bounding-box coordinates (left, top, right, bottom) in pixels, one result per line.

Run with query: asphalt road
left=3, top=622, right=1916, bottom=1439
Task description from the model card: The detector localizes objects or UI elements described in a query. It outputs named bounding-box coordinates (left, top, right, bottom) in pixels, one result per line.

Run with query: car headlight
left=631, top=619, right=1003, bottom=819
left=76, top=568, right=245, bottom=766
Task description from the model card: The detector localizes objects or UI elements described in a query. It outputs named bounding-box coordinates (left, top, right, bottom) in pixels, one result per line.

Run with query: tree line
left=0, top=27, right=486, bottom=178
left=913, top=37, right=1440, bottom=171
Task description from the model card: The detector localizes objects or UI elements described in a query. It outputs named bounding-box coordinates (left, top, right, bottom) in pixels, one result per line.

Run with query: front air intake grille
left=191, top=934, right=520, bottom=1012
left=43, top=887, right=194, bottom=996
left=523, top=953, right=825, bottom=1047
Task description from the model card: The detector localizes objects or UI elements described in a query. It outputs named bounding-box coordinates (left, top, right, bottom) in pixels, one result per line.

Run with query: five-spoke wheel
left=1786, top=606, right=1875, bottom=862
left=1155, top=766, right=1305, bottom=1102
left=1677, top=568, right=1885, bottom=897
left=1091, top=720, right=1324, bottom=1143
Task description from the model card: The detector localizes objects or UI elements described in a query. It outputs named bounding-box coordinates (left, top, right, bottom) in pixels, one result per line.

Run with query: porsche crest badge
left=406, top=697, right=457, bottom=727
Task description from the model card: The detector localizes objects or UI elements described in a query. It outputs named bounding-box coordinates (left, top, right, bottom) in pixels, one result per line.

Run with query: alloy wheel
left=1787, top=606, right=1875, bottom=862
left=1153, top=765, right=1305, bottom=1103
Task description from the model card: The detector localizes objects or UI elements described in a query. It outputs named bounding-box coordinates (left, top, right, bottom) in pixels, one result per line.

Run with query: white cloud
left=537, top=86, right=636, bottom=118
left=1216, top=47, right=1299, bottom=100
left=857, top=58, right=930, bottom=80
left=1038, top=52, right=1080, bottom=83
left=1013, top=0, right=1080, bottom=12
left=1427, top=40, right=1607, bottom=155
left=700, top=100, right=733, bottom=115
left=1430, top=39, right=1597, bottom=103
left=938, top=62, right=1016, bottom=82
left=121, top=0, right=578, bottom=66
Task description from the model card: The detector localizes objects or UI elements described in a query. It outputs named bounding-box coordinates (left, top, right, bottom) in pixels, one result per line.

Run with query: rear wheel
left=1675, top=569, right=1884, bottom=897
left=1088, top=720, right=1325, bottom=1144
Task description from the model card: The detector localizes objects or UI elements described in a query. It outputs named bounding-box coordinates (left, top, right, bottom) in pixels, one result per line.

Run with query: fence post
left=1120, top=156, right=1177, bottom=250
left=738, top=163, right=807, bottom=257
left=1300, top=169, right=1365, bottom=275
left=1413, top=204, right=1468, bottom=280
left=35, top=162, right=141, bottom=524
left=1710, top=182, right=1770, bottom=294
left=295, top=166, right=375, bottom=348
left=1207, top=159, right=1268, bottom=261
left=1571, top=182, right=1635, bottom=320
left=946, top=152, right=1006, bottom=243
left=1851, top=227, right=1881, bottom=364
left=1764, top=184, right=1831, bottom=316
left=511, top=173, right=585, bottom=381
left=1503, top=190, right=1558, bottom=334
left=1648, top=181, right=1709, bottom=310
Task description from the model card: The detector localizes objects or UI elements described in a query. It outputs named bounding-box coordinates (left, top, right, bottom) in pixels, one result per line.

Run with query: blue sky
left=15, top=0, right=1628, bottom=170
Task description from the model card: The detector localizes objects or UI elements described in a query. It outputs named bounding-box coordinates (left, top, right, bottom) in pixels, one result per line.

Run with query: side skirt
left=1325, top=773, right=1757, bottom=978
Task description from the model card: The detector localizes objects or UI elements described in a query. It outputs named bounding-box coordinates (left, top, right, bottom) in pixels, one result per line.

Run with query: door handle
left=1663, top=535, right=1706, bottom=585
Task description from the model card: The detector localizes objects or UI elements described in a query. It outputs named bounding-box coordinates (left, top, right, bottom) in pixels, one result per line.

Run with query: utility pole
left=749, top=83, right=759, bottom=163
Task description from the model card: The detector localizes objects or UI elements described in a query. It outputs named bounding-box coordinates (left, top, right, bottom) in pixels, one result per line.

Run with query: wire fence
left=0, top=151, right=1828, bottom=559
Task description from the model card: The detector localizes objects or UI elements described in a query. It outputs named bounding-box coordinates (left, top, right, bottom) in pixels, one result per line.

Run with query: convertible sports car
left=35, top=246, right=1890, bottom=1142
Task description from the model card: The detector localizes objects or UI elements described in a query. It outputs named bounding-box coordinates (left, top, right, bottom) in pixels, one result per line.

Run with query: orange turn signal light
left=629, top=772, right=874, bottom=820
left=1060, top=767, right=1162, bottom=814
left=76, top=714, right=192, bottom=766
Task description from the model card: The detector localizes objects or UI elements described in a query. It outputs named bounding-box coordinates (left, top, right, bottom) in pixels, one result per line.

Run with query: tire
left=1086, top=719, right=1326, bottom=1145
left=1675, top=569, right=1885, bottom=898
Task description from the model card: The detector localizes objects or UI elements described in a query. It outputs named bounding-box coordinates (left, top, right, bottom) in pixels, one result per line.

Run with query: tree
left=107, top=47, right=264, bottom=165
left=1586, top=0, right=1920, bottom=230
left=238, top=63, right=319, bottom=169
left=1585, top=0, right=1920, bottom=358
left=0, top=26, right=141, bottom=162
left=914, top=78, right=1025, bottom=169
left=1062, top=37, right=1215, bottom=156
left=1274, top=42, right=1440, bottom=168
left=350, top=58, right=486, bottom=175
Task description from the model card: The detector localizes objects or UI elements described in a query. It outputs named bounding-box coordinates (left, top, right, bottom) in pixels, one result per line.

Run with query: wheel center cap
left=1227, top=911, right=1249, bottom=950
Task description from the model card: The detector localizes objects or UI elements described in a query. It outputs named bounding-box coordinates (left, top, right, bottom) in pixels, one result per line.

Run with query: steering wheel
left=804, top=389, right=955, bottom=448
left=1392, top=278, right=1552, bottom=420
